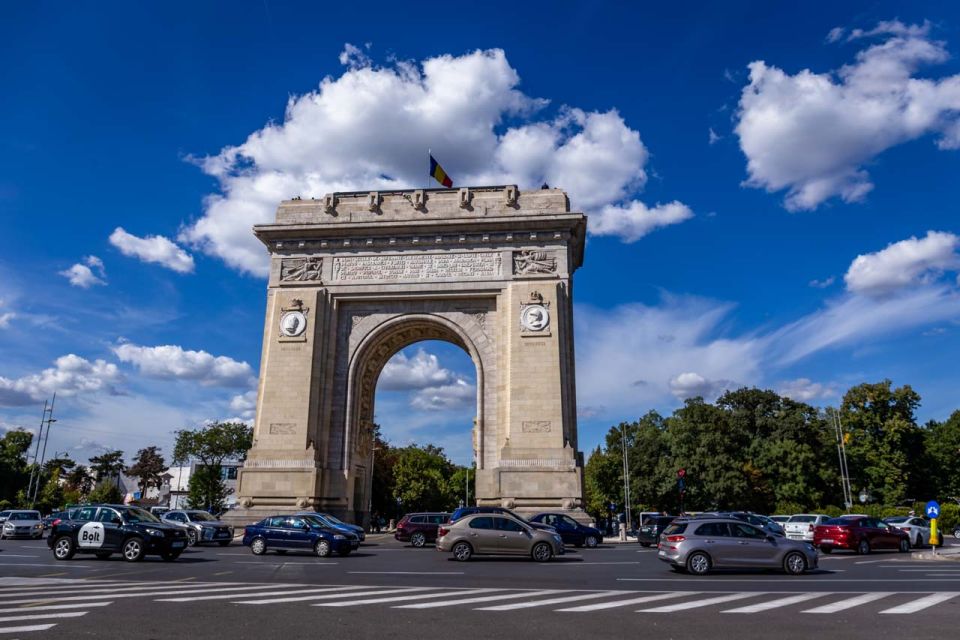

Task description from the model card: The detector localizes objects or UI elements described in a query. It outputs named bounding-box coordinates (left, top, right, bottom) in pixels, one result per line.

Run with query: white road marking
left=617, top=578, right=960, bottom=582
left=348, top=571, right=465, bottom=575
left=722, top=592, right=828, bottom=613
left=394, top=590, right=562, bottom=609
left=558, top=592, right=693, bottom=612
left=0, top=611, right=88, bottom=623
left=0, top=554, right=39, bottom=558
left=235, top=588, right=430, bottom=605
left=0, top=623, right=57, bottom=634
left=0, top=582, right=209, bottom=598
left=0, top=562, right=92, bottom=568
left=158, top=586, right=367, bottom=602
left=0, top=583, right=295, bottom=605
left=315, top=588, right=497, bottom=607
left=803, top=592, right=894, bottom=613
left=478, top=591, right=630, bottom=611
left=0, top=602, right=112, bottom=614
left=639, top=592, right=758, bottom=612
left=880, top=592, right=960, bottom=614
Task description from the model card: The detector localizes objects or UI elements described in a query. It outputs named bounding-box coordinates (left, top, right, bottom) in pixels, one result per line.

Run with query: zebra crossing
left=0, top=578, right=957, bottom=635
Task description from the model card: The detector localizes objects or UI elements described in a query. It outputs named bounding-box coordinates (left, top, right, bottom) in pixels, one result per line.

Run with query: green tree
left=174, top=422, right=252, bottom=513
left=87, top=482, right=123, bottom=504
left=924, top=411, right=960, bottom=499
left=0, top=429, right=33, bottom=505
left=390, top=445, right=457, bottom=512
left=43, top=455, right=76, bottom=477
left=126, top=446, right=166, bottom=502
left=584, top=445, right=620, bottom=518
left=65, top=466, right=94, bottom=498
left=186, top=465, right=229, bottom=513
left=88, top=450, right=126, bottom=489
left=35, top=468, right=65, bottom=513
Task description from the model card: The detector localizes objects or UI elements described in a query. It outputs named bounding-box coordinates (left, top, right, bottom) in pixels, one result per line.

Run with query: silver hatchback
left=657, top=517, right=818, bottom=575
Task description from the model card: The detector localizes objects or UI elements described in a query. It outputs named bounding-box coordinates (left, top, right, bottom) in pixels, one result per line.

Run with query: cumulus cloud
left=0, top=299, right=14, bottom=328
left=109, top=227, right=195, bottom=273
left=778, top=378, right=836, bottom=403
left=809, top=276, right=836, bottom=289
left=736, top=20, right=960, bottom=210
left=668, top=372, right=738, bottom=400
left=591, top=200, right=694, bottom=243
left=378, top=349, right=456, bottom=391
left=0, top=355, right=122, bottom=407
left=113, top=343, right=254, bottom=387
left=179, top=47, right=691, bottom=275
left=59, top=255, right=107, bottom=288
left=844, top=231, right=959, bottom=296
left=410, top=379, right=476, bottom=411
left=229, top=390, right=258, bottom=420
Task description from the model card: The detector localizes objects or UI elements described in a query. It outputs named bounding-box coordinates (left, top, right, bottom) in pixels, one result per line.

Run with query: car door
left=494, top=517, right=531, bottom=554
left=465, top=516, right=497, bottom=553
left=428, top=514, right=446, bottom=541
left=559, top=515, right=585, bottom=545
left=693, top=522, right=737, bottom=566
left=729, top=522, right=774, bottom=566
left=262, top=516, right=289, bottom=548
left=96, top=507, right=126, bottom=551
left=73, top=506, right=106, bottom=552
left=284, top=517, right=312, bottom=550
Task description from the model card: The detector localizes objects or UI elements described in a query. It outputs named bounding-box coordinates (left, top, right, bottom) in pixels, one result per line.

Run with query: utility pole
left=29, top=393, right=57, bottom=507
left=620, top=423, right=632, bottom=535
left=26, top=399, right=48, bottom=507
left=465, top=467, right=470, bottom=506
left=833, top=409, right=853, bottom=512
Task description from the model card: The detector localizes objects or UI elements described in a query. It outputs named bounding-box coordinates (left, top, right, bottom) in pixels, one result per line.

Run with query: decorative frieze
left=521, top=420, right=552, bottom=433
left=513, top=250, right=557, bottom=276
left=332, top=252, right=502, bottom=282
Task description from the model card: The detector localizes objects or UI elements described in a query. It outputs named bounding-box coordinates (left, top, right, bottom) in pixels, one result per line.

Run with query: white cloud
left=113, top=343, right=254, bottom=387
left=410, top=379, right=476, bottom=411
left=179, top=48, right=691, bottom=276
left=708, top=127, right=722, bottom=144
left=591, top=200, right=694, bottom=243
left=109, top=227, right=195, bottom=273
left=0, top=354, right=121, bottom=407
left=378, top=349, right=456, bottom=391
left=0, top=298, right=14, bottom=328
left=668, top=372, right=738, bottom=400
left=736, top=20, right=960, bottom=210
left=778, top=378, right=836, bottom=403
left=809, top=276, right=836, bottom=289
left=844, top=231, right=959, bottom=296
left=59, top=255, right=107, bottom=288
left=229, top=390, right=258, bottom=419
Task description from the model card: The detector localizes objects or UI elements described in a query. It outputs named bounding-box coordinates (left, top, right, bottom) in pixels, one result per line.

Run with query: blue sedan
left=529, top=513, right=602, bottom=548
left=242, top=514, right=359, bottom=557
left=295, top=511, right=366, bottom=541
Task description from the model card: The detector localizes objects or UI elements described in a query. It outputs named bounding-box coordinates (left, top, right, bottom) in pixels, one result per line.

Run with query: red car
left=394, top=512, right=449, bottom=547
left=813, top=515, right=911, bottom=554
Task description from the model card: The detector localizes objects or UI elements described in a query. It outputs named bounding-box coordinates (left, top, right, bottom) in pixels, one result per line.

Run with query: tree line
left=0, top=421, right=252, bottom=514
left=585, top=380, right=960, bottom=530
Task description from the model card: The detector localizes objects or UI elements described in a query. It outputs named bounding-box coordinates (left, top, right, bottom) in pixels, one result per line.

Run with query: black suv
left=637, top=515, right=676, bottom=547
left=48, top=504, right=189, bottom=562
left=448, top=506, right=554, bottom=532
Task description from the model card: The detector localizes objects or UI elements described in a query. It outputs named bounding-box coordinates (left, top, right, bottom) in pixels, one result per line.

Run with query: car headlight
left=144, top=527, right=164, bottom=537
left=333, top=534, right=346, bottom=540
left=34, top=524, right=43, bottom=529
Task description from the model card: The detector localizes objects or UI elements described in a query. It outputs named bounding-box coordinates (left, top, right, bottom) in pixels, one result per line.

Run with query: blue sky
left=2, top=1, right=960, bottom=466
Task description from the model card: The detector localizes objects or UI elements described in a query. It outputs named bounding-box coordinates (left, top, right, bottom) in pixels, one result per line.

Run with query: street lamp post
left=620, top=422, right=632, bottom=537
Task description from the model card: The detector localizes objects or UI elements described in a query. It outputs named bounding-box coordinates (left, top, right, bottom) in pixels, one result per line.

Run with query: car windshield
left=824, top=517, right=856, bottom=525
left=9, top=512, right=40, bottom=521
left=662, top=522, right=688, bottom=535
left=789, top=515, right=818, bottom=523
left=122, top=507, right=160, bottom=523
left=187, top=511, right=217, bottom=522
left=302, top=516, right=329, bottom=528
left=319, top=513, right=346, bottom=525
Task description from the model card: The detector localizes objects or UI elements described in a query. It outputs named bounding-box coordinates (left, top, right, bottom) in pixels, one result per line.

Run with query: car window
left=495, top=517, right=525, bottom=532
left=561, top=515, right=580, bottom=528
left=169, top=512, right=186, bottom=523
left=789, top=515, right=817, bottom=523
left=285, top=517, right=307, bottom=529
left=694, top=522, right=729, bottom=537
left=430, top=515, right=447, bottom=524
left=187, top=511, right=217, bottom=522
left=75, top=507, right=97, bottom=522
left=662, top=523, right=687, bottom=536
left=410, top=515, right=425, bottom=524
left=266, top=516, right=286, bottom=527
left=469, top=516, right=494, bottom=530
left=732, top=523, right=765, bottom=539
left=97, top=509, right=122, bottom=525
left=9, top=512, right=40, bottom=521
left=0, top=511, right=9, bottom=518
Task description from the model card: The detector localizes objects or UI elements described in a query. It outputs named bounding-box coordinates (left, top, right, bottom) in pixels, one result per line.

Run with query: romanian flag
left=429, top=154, right=453, bottom=188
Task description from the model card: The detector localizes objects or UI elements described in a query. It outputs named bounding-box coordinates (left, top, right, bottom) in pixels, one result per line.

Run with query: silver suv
left=657, top=517, right=818, bottom=575
left=160, top=510, right=234, bottom=546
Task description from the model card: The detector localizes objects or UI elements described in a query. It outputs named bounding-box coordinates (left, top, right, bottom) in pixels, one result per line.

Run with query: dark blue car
left=529, top=513, right=602, bottom=548
left=242, top=514, right=359, bottom=557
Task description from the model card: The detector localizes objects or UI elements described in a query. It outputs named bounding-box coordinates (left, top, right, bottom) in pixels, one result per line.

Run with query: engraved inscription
left=522, top=421, right=552, bottom=433
left=269, top=423, right=297, bottom=435
left=332, top=253, right=501, bottom=281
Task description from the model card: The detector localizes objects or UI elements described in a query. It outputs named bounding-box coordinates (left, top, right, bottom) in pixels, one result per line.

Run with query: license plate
left=172, top=541, right=186, bottom=549
left=820, top=539, right=833, bottom=544
left=216, top=533, right=229, bottom=538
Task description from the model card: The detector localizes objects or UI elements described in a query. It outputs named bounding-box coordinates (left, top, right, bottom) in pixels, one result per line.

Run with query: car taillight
left=52, top=519, right=61, bottom=527
left=666, top=535, right=685, bottom=543
left=437, top=526, right=449, bottom=537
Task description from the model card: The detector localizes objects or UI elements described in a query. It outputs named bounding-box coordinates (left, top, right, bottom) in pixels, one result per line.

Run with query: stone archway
left=233, top=186, right=587, bottom=525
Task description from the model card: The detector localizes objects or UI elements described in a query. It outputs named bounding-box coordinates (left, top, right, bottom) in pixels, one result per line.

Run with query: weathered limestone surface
left=232, top=186, right=587, bottom=525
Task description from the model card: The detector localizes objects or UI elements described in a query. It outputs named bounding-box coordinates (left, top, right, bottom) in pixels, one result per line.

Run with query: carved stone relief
left=513, top=250, right=557, bottom=276
left=269, top=423, right=297, bottom=435
left=280, top=257, right=323, bottom=281
left=522, top=420, right=552, bottom=433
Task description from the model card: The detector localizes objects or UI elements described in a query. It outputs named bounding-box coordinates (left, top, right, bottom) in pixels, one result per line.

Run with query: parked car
left=695, top=512, right=785, bottom=536
left=242, top=514, right=359, bottom=557
left=1, top=510, right=44, bottom=539
left=395, top=512, right=450, bottom=547
left=294, top=511, right=365, bottom=542
left=48, top=504, right=189, bottom=561
left=149, top=506, right=170, bottom=518
left=529, top=513, right=602, bottom=548
left=161, top=510, right=234, bottom=546
left=783, top=514, right=830, bottom=542
left=814, top=515, right=911, bottom=554
left=436, top=513, right=564, bottom=562
left=0, top=510, right=10, bottom=524
left=883, top=516, right=933, bottom=548
left=448, top=506, right=555, bottom=532
left=769, top=515, right=791, bottom=525
left=45, top=508, right=80, bottom=530
left=656, top=517, right=818, bottom=575
left=637, top=515, right=676, bottom=547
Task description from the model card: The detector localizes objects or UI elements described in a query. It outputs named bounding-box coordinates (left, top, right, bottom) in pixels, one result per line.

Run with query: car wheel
left=452, top=541, right=473, bottom=562
left=686, top=551, right=711, bottom=576
left=640, top=542, right=651, bottom=548
left=161, top=550, right=181, bottom=562
left=857, top=538, right=870, bottom=555
left=899, top=538, right=910, bottom=553
left=95, top=552, right=112, bottom=560
left=819, top=546, right=832, bottom=554
left=250, top=537, right=267, bottom=555
left=315, top=539, right=332, bottom=558
left=783, top=551, right=807, bottom=575
left=218, top=540, right=231, bottom=547
left=186, top=530, right=198, bottom=546
left=584, top=535, right=599, bottom=548
left=122, top=537, right=146, bottom=562
left=954, top=527, right=960, bottom=539
left=53, top=536, right=75, bottom=560
left=411, top=532, right=427, bottom=548
left=531, top=542, right=553, bottom=562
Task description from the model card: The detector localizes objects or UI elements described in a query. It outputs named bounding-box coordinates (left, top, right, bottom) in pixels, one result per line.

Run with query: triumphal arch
left=234, top=186, right=587, bottom=525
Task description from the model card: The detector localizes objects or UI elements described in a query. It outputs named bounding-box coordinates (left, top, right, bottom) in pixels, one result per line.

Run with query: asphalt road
left=1, top=534, right=959, bottom=639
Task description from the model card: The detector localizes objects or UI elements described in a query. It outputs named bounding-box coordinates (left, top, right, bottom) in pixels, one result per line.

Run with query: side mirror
left=766, top=535, right=776, bottom=542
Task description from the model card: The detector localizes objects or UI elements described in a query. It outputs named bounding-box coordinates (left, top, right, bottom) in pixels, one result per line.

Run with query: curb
left=911, top=550, right=960, bottom=561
